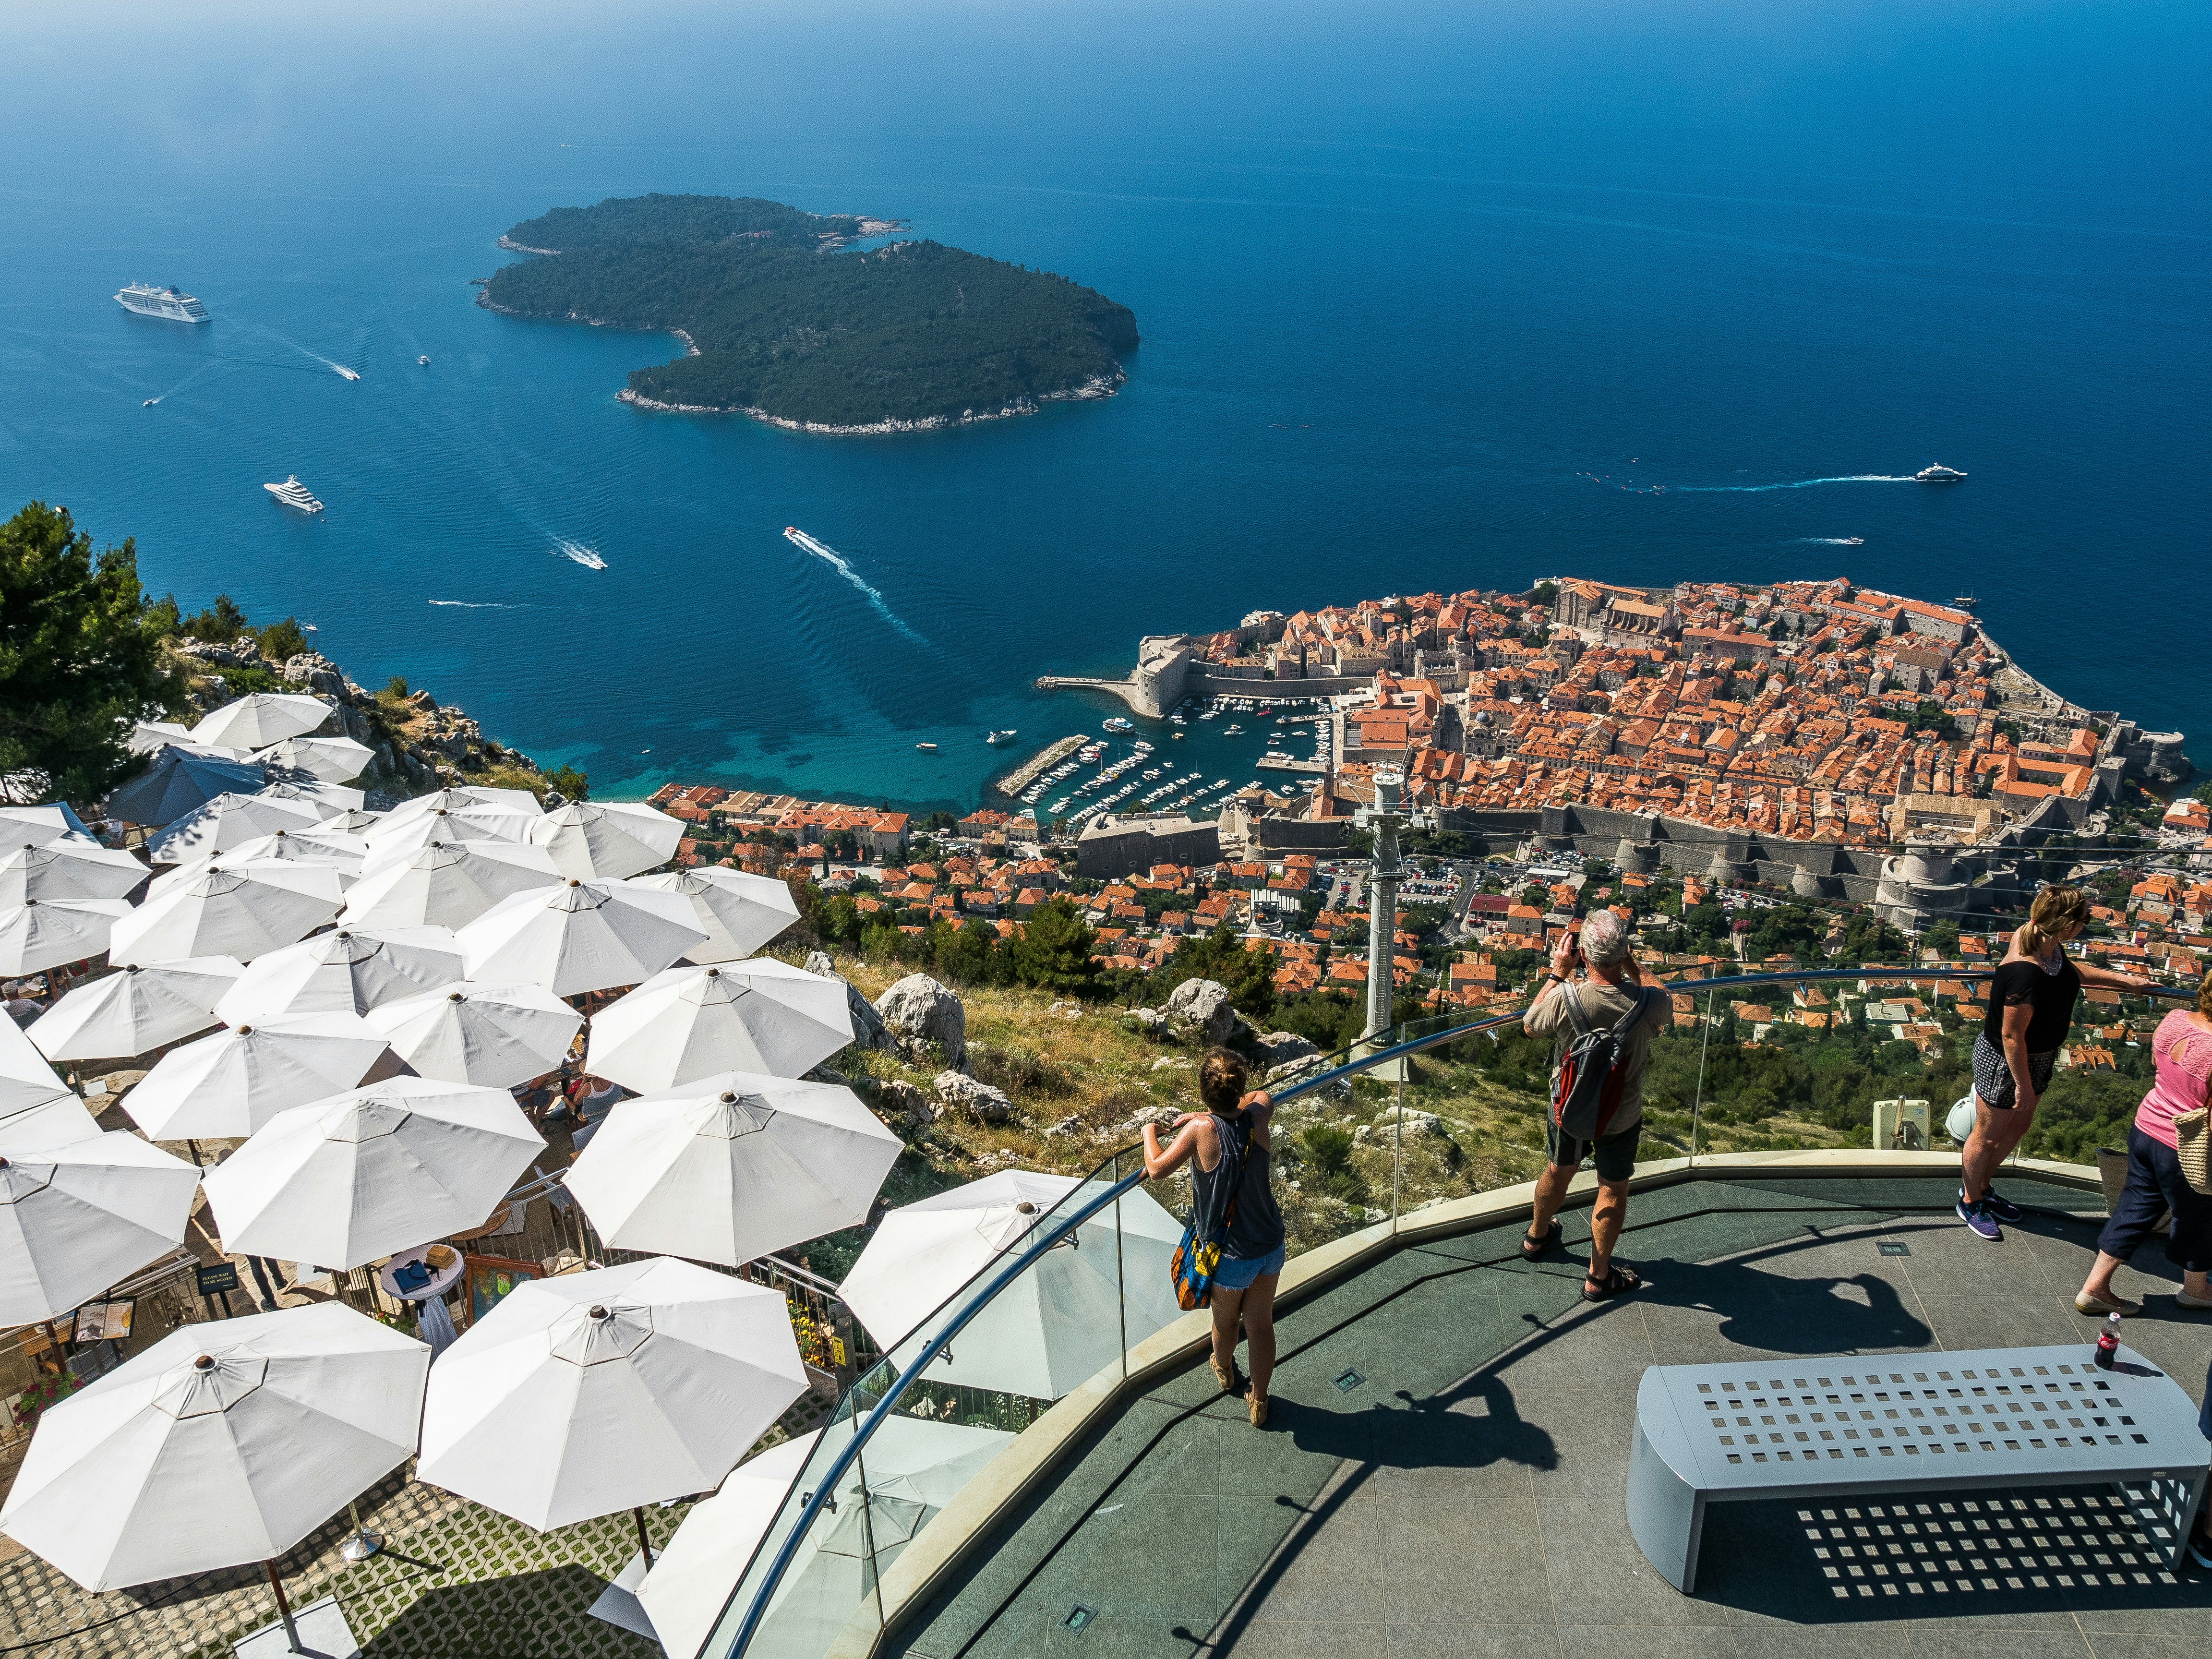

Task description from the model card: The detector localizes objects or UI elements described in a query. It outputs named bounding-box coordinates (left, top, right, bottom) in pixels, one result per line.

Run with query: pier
left=1032, top=673, right=1146, bottom=713
left=993, top=733, right=1089, bottom=798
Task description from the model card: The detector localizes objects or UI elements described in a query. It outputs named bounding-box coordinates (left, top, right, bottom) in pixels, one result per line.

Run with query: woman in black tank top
left=1142, top=1046, right=1285, bottom=1426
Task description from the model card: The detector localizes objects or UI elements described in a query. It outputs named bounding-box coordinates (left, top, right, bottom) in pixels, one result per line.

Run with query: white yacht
left=263, top=476, right=325, bottom=514
left=115, top=283, right=209, bottom=324
left=1914, top=463, right=1967, bottom=483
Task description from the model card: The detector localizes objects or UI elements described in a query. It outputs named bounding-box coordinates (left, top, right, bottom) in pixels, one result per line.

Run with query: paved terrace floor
left=894, top=1170, right=2212, bottom=1659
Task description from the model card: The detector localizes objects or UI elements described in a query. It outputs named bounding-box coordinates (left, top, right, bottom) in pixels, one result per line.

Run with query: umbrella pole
left=263, top=1559, right=304, bottom=1653
left=339, top=1497, right=384, bottom=1563
left=634, top=1504, right=654, bottom=1567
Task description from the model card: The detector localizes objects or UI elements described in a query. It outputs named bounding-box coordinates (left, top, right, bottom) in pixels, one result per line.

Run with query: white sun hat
left=414, top=1257, right=807, bottom=1531
left=365, top=980, right=582, bottom=1089
left=0, top=899, right=131, bottom=976
left=0, top=1302, right=428, bottom=1591
left=562, top=1070, right=901, bottom=1268
left=28, top=956, right=244, bottom=1064
left=838, top=1170, right=1187, bottom=1400
left=0, top=1132, right=202, bottom=1326
left=121, top=1011, right=397, bottom=1141
left=584, top=960, right=852, bottom=1093
left=527, top=802, right=686, bottom=882
left=457, top=878, right=706, bottom=998
left=338, top=839, right=562, bottom=930
left=187, top=693, right=333, bottom=750
left=199, top=1076, right=545, bottom=1269
left=626, top=867, right=801, bottom=963
left=0, top=841, right=148, bottom=906
left=215, top=925, right=463, bottom=1025
left=107, top=859, right=344, bottom=965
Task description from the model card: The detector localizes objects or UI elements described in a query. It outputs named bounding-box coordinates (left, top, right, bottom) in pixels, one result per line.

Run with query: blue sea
left=3, top=1, right=2206, bottom=809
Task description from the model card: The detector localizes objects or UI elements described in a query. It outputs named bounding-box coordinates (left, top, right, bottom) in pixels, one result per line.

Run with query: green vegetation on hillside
left=483, top=193, right=1139, bottom=429
left=0, top=502, right=185, bottom=803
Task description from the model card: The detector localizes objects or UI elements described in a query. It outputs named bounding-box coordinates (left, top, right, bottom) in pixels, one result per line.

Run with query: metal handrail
left=717, top=957, right=2194, bottom=1656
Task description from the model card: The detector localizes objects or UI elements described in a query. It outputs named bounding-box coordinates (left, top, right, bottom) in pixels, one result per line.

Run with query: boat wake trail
left=429, top=600, right=524, bottom=608
left=554, top=538, right=608, bottom=570
left=782, top=527, right=929, bottom=647
left=1676, top=476, right=1914, bottom=493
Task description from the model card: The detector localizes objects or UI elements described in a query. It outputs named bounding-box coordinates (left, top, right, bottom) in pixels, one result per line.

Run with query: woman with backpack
left=1960, top=885, right=2152, bottom=1242
left=1142, top=1047, right=1286, bottom=1426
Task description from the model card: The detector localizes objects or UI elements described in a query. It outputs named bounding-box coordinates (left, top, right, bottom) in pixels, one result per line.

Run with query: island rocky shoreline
left=614, top=366, right=1126, bottom=434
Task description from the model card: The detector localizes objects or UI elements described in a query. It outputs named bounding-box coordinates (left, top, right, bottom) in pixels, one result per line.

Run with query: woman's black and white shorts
left=1971, top=1032, right=2057, bottom=1110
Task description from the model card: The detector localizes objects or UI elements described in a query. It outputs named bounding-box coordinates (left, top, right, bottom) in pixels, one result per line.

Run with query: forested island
left=480, top=194, right=1140, bottom=433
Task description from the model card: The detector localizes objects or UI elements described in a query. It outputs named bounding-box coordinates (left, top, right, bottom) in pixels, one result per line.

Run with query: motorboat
left=1914, top=463, right=1966, bottom=483
left=334, top=366, right=361, bottom=382
left=419, top=355, right=431, bottom=366
left=263, top=475, right=325, bottom=513
left=915, top=742, right=939, bottom=752
left=985, top=730, right=1018, bottom=745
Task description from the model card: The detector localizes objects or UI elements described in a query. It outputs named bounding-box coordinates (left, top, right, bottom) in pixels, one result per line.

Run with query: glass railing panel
left=700, top=1404, right=867, bottom=1659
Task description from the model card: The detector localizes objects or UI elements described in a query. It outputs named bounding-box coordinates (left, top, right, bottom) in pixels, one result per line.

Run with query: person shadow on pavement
left=1274, top=1368, right=1560, bottom=1474
left=1633, top=1253, right=1934, bottom=1354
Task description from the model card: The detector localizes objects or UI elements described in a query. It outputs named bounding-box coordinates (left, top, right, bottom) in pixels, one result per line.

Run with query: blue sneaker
left=1978, top=1188, right=2024, bottom=1224
left=1956, top=1196, right=2003, bottom=1242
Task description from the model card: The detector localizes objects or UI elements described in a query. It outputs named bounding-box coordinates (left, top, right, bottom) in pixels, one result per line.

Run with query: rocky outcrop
left=870, top=1078, right=936, bottom=1132
left=934, top=1069, right=1013, bottom=1124
left=808, top=952, right=894, bottom=1052
left=876, top=974, right=967, bottom=1069
left=1165, top=979, right=1238, bottom=1046
left=1251, top=1031, right=1320, bottom=1072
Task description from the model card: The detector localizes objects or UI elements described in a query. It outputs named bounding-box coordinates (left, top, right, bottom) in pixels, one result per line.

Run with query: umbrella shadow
left=361, top=1563, right=642, bottom=1656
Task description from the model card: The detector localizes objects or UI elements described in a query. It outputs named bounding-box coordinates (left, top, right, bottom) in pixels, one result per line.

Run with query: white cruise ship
left=263, top=476, right=325, bottom=514
left=115, top=283, right=210, bottom=324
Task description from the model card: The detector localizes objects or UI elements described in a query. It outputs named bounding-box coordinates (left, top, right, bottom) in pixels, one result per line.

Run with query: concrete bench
left=1629, top=1344, right=2211, bottom=1593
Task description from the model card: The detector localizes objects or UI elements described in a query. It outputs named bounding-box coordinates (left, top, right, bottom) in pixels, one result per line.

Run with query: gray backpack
left=1551, top=985, right=1659, bottom=1140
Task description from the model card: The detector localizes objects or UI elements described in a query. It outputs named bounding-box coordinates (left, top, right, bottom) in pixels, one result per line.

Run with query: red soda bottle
left=2093, top=1311, right=2120, bottom=1370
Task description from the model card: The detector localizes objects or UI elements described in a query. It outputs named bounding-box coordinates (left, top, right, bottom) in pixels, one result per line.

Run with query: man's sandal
left=1521, top=1222, right=1562, bottom=1261
left=1583, top=1264, right=1642, bottom=1301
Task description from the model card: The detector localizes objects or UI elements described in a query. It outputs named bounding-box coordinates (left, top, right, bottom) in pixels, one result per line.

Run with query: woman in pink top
left=2075, top=986, right=2212, bottom=1315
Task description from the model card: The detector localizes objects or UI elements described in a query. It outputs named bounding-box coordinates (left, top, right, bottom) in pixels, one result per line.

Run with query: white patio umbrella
left=629, top=867, right=801, bottom=963
left=147, top=830, right=371, bottom=904
left=0, top=1018, right=95, bottom=1150
left=216, top=925, right=463, bottom=1025
left=252, top=733, right=376, bottom=784
left=0, top=806, right=94, bottom=848
left=645, top=1417, right=1013, bottom=1659
left=0, top=900, right=130, bottom=976
left=106, top=751, right=265, bottom=827
left=0, top=841, right=148, bottom=905
left=146, top=792, right=323, bottom=865
left=458, top=879, right=706, bottom=998
left=258, top=777, right=367, bottom=817
left=188, top=692, right=332, bottom=750
left=366, top=981, right=581, bottom=1088
left=0, top=1302, right=429, bottom=1593
left=0, top=1132, right=201, bottom=1326
left=339, top=839, right=562, bottom=930
left=127, top=719, right=200, bottom=757
left=416, top=1257, right=807, bottom=1533
left=365, top=802, right=540, bottom=863
left=318, top=806, right=384, bottom=835
left=28, top=956, right=244, bottom=1063
left=584, top=960, right=852, bottom=1093
left=122, top=1011, right=397, bottom=1142
left=108, top=860, right=344, bottom=965
left=382, top=785, right=545, bottom=825
left=563, top=1071, right=901, bottom=1268
left=839, top=1170, right=1187, bottom=1400
left=637, top=1433, right=819, bottom=1659
left=200, top=1076, right=544, bottom=1268
left=528, top=802, right=685, bottom=881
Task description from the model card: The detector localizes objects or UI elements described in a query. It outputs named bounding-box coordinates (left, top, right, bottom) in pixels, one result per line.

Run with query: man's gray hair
left=1580, top=908, right=1631, bottom=966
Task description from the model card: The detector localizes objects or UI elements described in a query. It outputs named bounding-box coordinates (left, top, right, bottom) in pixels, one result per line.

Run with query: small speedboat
left=1914, top=463, right=1966, bottom=483
left=334, top=366, right=361, bottom=382
left=142, top=397, right=159, bottom=408
left=916, top=742, right=939, bottom=752
left=419, top=355, right=431, bottom=366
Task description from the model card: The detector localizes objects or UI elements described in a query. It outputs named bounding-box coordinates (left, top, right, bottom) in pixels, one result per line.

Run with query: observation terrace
left=704, top=968, right=2212, bottom=1659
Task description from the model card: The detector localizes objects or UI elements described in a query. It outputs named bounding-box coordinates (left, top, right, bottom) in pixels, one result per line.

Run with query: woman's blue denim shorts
left=1212, top=1244, right=1286, bottom=1291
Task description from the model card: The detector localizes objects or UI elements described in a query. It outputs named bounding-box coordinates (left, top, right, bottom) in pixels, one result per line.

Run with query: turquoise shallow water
left=2, top=2, right=2206, bottom=807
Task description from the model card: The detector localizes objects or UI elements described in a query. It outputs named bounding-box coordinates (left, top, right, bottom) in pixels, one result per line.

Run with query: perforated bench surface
left=1628, top=1345, right=2211, bottom=1593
